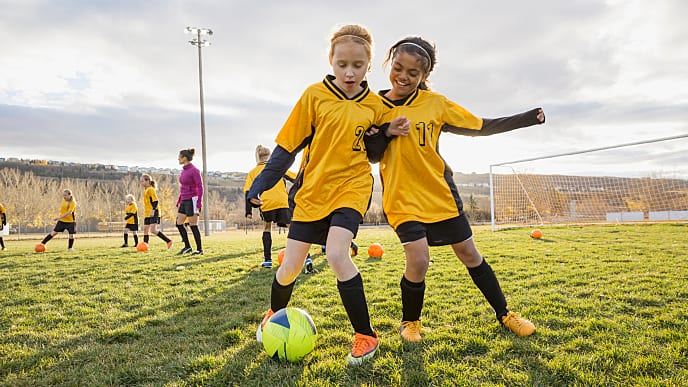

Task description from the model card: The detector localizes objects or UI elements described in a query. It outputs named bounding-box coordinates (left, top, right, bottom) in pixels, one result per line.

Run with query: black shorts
left=288, top=208, right=362, bottom=245
left=178, top=199, right=198, bottom=217
left=125, top=224, right=138, bottom=231
left=396, top=215, right=473, bottom=246
left=261, top=208, right=292, bottom=228
left=54, top=221, right=76, bottom=234
left=144, top=217, right=160, bottom=225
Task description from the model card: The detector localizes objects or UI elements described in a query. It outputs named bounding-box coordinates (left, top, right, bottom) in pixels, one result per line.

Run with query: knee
left=277, top=261, right=301, bottom=283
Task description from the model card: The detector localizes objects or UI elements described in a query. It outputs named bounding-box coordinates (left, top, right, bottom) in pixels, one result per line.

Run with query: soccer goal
left=489, top=134, right=688, bottom=230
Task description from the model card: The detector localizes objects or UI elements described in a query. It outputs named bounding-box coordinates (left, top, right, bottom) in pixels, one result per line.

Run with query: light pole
left=185, top=26, right=212, bottom=236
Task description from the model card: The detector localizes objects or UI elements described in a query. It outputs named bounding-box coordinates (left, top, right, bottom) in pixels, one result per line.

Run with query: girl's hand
left=249, top=197, right=263, bottom=207
left=387, top=116, right=411, bottom=137
left=536, top=108, right=545, bottom=123
left=365, top=127, right=380, bottom=136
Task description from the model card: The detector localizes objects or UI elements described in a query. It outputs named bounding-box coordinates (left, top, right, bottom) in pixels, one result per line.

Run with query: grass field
left=1, top=224, right=687, bottom=386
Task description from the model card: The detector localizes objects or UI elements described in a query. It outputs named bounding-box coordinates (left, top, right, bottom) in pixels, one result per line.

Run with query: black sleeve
left=245, top=192, right=252, bottom=216
left=365, top=124, right=394, bottom=164
left=151, top=200, right=158, bottom=210
left=247, top=145, right=299, bottom=207
left=124, top=213, right=134, bottom=220
left=442, top=107, right=544, bottom=137
left=1, top=213, right=6, bottom=226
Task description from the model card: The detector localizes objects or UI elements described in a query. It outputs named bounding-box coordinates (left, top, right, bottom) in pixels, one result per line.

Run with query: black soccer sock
left=338, top=273, right=375, bottom=337
left=467, top=258, right=508, bottom=320
left=157, top=231, right=171, bottom=243
left=176, top=224, right=190, bottom=248
left=68, top=238, right=74, bottom=248
left=133, top=235, right=139, bottom=245
left=0, top=237, right=5, bottom=248
left=262, top=231, right=272, bottom=261
left=123, top=233, right=128, bottom=245
left=41, top=234, right=53, bottom=244
left=143, top=234, right=150, bottom=244
left=190, top=225, right=202, bottom=251
left=400, top=275, right=426, bottom=322
left=271, top=275, right=296, bottom=312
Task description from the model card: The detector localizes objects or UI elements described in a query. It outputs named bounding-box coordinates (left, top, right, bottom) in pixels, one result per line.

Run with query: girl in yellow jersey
left=372, top=36, right=545, bottom=342
left=121, top=194, right=139, bottom=248
left=39, top=189, right=78, bottom=251
left=244, top=145, right=296, bottom=269
left=140, top=174, right=173, bottom=251
left=0, top=202, right=7, bottom=250
left=248, top=24, right=408, bottom=365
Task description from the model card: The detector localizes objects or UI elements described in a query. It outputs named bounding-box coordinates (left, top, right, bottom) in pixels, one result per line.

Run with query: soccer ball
left=262, top=307, right=317, bottom=362
left=136, top=242, right=149, bottom=252
left=368, top=243, right=384, bottom=258
left=530, top=229, right=543, bottom=239
left=277, top=248, right=286, bottom=265
left=35, top=243, right=46, bottom=253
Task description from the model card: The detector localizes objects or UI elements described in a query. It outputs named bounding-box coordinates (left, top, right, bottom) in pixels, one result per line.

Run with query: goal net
left=489, top=134, right=688, bottom=230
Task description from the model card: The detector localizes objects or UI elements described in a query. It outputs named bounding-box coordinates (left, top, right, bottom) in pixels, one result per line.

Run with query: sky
left=1, top=0, right=687, bottom=178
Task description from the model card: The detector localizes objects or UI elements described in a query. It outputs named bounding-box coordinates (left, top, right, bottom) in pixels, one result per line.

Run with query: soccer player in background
left=140, top=174, right=173, bottom=251
left=38, top=189, right=78, bottom=251
left=369, top=36, right=545, bottom=342
left=244, top=145, right=297, bottom=269
left=248, top=24, right=409, bottom=365
left=121, top=194, right=139, bottom=247
left=0, top=202, right=7, bottom=250
left=175, top=148, right=204, bottom=255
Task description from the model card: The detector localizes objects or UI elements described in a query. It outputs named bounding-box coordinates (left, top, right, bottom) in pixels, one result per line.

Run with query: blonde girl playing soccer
left=38, top=189, right=78, bottom=251
left=248, top=24, right=409, bottom=365
left=140, top=174, right=173, bottom=251
left=121, top=194, right=139, bottom=247
left=244, top=144, right=296, bottom=268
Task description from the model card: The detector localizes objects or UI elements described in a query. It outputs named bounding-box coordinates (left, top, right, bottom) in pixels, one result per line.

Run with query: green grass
left=1, top=224, right=687, bottom=386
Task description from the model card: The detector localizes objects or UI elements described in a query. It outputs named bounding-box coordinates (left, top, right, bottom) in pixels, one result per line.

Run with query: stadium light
left=185, top=25, right=212, bottom=236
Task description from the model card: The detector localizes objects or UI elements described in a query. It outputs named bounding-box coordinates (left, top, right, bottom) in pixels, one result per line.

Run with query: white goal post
left=489, top=134, right=688, bottom=230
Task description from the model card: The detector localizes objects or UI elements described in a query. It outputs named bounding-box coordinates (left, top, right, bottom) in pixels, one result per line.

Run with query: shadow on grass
left=0, top=247, right=318, bottom=385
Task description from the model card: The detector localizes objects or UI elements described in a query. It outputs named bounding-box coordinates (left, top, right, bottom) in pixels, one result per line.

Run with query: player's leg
left=257, top=238, right=311, bottom=342
left=122, top=227, right=129, bottom=247
left=175, top=212, right=192, bottom=254
left=325, top=209, right=378, bottom=365
left=452, top=232, right=535, bottom=337
left=261, top=221, right=273, bottom=268
left=395, top=221, right=430, bottom=342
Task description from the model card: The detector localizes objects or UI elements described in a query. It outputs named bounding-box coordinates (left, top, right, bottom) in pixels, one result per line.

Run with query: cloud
left=1, top=0, right=687, bottom=177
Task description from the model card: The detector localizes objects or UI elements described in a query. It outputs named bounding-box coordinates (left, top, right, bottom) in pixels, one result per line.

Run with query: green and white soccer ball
left=262, top=307, right=317, bottom=362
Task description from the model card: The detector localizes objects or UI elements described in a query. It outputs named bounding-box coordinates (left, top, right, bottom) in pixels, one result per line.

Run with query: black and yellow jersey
left=378, top=88, right=542, bottom=228
left=0, top=203, right=5, bottom=215
left=143, top=186, right=159, bottom=217
left=244, top=163, right=296, bottom=213
left=60, top=199, right=77, bottom=223
left=273, top=75, right=386, bottom=221
left=0, top=203, right=6, bottom=227
left=125, top=202, right=138, bottom=225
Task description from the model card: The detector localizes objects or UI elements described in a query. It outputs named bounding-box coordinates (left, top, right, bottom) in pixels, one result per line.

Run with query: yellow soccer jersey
left=379, top=89, right=482, bottom=228
left=244, top=163, right=296, bottom=212
left=143, top=186, right=158, bottom=216
left=276, top=75, right=386, bottom=221
left=0, top=203, right=5, bottom=215
left=60, top=199, right=77, bottom=223
left=125, top=202, right=138, bottom=225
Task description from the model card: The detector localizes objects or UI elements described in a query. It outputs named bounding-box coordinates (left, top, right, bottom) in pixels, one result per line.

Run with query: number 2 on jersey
left=352, top=126, right=366, bottom=151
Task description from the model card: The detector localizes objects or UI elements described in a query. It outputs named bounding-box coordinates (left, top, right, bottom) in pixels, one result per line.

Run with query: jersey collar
left=378, top=88, right=420, bottom=108
left=323, top=75, right=370, bottom=102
